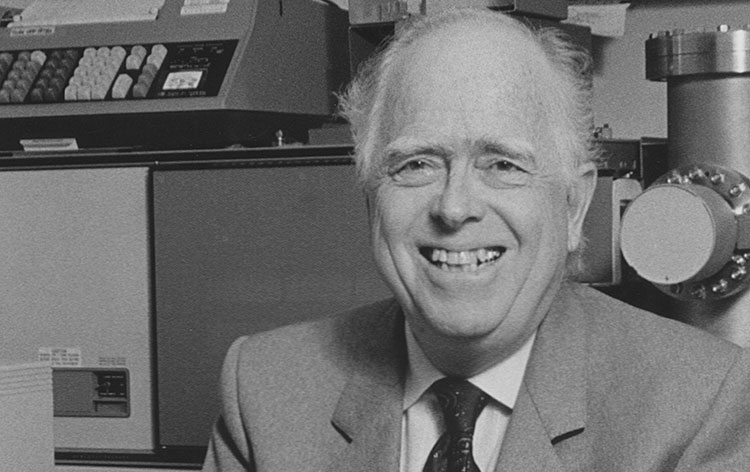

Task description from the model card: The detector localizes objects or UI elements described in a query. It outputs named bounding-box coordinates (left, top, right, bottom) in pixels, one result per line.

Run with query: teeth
left=477, top=248, right=487, bottom=262
left=447, top=252, right=459, bottom=265
left=426, top=247, right=503, bottom=271
left=459, top=251, right=472, bottom=265
left=484, top=249, right=502, bottom=262
left=431, top=248, right=449, bottom=263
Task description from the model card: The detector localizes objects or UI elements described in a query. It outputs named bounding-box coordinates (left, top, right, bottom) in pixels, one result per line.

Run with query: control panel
left=0, top=40, right=235, bottom=104
left=53, top=368, right=130, bottom=418
left=0, top=0, right=349, bottom=150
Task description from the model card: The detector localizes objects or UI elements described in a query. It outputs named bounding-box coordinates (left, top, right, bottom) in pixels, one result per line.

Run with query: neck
left=412, top=327, right=533, bottom=378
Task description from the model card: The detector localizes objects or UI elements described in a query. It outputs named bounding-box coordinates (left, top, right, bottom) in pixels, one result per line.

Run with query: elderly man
left=203, top=8, right=750, bottom=472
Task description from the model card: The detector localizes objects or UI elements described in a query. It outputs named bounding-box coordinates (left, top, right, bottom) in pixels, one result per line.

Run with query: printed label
left=9, top=26, right=55, bottom=37
left=98, top=356, right=128, bottom=367
left=38, top=347, right=82, bottom=367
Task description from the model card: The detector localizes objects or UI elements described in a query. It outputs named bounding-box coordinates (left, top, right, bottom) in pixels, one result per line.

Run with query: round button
left=29, top=87, right=44, bottom=102
left=34, top=76, right=48, bottom=89
left=137, top=73, right=153, bottom=88
left=126, top=54, right=144, bottom=71
left=132, top=82, right=149, bottom=98
left=30, top=50, right=46, bottom=66
left=60, top=57, right=77, bottom=73
left=38, top=67, right=54, bottom=81
left=15, top=78, right=30, bottom=92
left=25, top=60, right=40, bottom=75
left=43, top=86, right=60, bottom=102
left=111, top=46, right=127, bottom=60
left=65, top=49, right=80, bottom=61
left=64, top=84, right=78, bottom=101
left=20, top=69, right=36, bottom=83
left=49, top=76, right=66, bottom=92
left=130, top=45, right=147, bottom=58
left=10, top=87, right=26, bottom=102
left=0, top=53, right=13, bottom=67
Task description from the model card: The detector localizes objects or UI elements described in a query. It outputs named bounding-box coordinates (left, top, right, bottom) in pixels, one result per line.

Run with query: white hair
left=338, top=8, right=598, bottom=192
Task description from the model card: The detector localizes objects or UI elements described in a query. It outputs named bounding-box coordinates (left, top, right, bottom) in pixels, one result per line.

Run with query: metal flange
left=646, top=25, right=750, bottom=81
left=620, top=164, right=750, bottom=301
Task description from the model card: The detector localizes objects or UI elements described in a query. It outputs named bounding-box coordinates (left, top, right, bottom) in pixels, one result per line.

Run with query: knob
left=621, top=184, right=736, bottom=285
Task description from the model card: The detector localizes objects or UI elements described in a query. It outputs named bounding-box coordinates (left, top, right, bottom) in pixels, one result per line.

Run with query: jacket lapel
left=328, top=301, right=407, bottom=472
left=496, top=283, right=588, bottom=472
left=325, top=283, right=591, bottom=472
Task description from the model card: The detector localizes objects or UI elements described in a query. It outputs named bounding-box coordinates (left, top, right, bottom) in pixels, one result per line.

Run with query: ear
left=364, top=189, right=372, bottom=218
left=567, top=162, right=597, bottom=252
left=364, top=187, right=382, bottom=234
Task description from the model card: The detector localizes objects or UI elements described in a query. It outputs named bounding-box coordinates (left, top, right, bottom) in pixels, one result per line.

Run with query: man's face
left=369, top=24, right=593, bottom=365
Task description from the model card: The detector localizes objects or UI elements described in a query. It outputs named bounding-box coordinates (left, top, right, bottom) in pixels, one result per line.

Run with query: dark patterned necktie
left=423, top=378, right=489, bottom=472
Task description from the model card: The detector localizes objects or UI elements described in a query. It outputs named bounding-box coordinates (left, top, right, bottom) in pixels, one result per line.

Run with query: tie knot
left=431, top=378, right=488, bottom=435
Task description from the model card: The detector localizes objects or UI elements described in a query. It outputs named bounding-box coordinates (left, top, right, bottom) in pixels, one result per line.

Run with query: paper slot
left=11, top=0, right=165, bottom=27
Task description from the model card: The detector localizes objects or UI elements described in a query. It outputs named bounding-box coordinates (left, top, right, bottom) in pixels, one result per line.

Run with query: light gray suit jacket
left=202, top=283, right=750, bottom=471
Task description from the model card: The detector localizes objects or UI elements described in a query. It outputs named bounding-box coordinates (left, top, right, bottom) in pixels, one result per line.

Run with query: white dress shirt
left=400, top=324, right=536, bottom=472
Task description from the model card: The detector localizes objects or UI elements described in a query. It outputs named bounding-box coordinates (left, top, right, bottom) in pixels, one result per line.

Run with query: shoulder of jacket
left=230, top=297, right=401, bottom=367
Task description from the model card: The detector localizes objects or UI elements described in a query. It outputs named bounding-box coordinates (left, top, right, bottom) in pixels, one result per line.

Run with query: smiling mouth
left=419, top=246, right=505, bottom=272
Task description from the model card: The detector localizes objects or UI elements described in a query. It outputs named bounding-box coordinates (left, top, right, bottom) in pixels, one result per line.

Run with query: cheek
left=369, top=189, right=411, bottom=265
left=513, top=185, right=571, bottom=247
left=371, top=187, right=424, bottom=237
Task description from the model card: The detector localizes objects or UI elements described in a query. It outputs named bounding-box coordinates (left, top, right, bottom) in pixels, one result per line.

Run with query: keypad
left=0, top=43, right=168, bottom=104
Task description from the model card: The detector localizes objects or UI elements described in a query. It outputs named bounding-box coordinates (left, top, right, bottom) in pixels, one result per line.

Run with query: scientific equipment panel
left=0, top=0, right=349, bottom=150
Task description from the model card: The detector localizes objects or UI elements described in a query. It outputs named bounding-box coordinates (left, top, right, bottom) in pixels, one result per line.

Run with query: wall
left=591, top=0, right=750, bottom=139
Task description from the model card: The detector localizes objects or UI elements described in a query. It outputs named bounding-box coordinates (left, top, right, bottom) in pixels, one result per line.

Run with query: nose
left=430, top=167, right=485, bottom=230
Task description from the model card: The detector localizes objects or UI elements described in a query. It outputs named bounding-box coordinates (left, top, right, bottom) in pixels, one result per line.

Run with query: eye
left=399, top=158, right=432, bottom=173
left=479, top=157, right=528, bottom=174
left=388, top=156, right=443, bottom=186
left=477, top=157, right=531, bottom=188
left=489, top=159, right=525, bottom=173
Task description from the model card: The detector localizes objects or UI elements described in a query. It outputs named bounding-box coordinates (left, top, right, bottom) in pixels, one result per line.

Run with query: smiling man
left=203, top=9, right=750, bottom=472
left=367, top=14, right=594, bottom=382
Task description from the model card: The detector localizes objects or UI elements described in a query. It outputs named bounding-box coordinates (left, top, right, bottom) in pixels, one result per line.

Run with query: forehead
left=406, top=23, right=537, bottom=76
left=386, top=22, right=551, bottom=143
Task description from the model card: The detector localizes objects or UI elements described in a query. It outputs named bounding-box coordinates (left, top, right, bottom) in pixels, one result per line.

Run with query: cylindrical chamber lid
left=646, top=26, right=750, bottom=80
left=620, top=184, right=737, bottom=285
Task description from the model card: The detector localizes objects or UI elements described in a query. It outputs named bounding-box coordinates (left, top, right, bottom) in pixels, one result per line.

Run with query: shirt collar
left=403, top=321, right=536, bottom=411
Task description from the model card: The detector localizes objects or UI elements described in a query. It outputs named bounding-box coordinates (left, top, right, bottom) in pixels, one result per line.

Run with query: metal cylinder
left=646, top=26, right=750, bottom=172
left=668, top=77, right=750, bottom=174
left=637, top=25, right=750, bottom=346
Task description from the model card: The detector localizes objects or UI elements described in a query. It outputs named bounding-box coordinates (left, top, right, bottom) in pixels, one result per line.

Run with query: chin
left=419, top=305, right=505, bottom=340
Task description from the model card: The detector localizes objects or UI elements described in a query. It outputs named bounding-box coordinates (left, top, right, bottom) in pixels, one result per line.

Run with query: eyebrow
left=474, top=138, right=537, bottom=165
left=382, top=139, right=453, bottom=167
